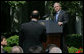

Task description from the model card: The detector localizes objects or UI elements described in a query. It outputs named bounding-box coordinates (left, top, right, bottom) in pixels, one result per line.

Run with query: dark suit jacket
left=53, top=10, right=69, bottom=34
left=19, top=21, right=47, bottom=53
left=53, top=10, right=69, bottom=53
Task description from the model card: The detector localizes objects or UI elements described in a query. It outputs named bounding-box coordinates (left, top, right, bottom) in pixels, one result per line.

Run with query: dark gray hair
left=28, top=46, right=43, bottom=53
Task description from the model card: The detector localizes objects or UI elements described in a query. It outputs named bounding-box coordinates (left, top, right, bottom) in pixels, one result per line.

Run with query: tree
left=5, top=1, right=26, bottom=33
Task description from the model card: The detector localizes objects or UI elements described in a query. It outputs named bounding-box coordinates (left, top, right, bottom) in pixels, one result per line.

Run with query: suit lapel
left=53, top=10, right=63, bottom=22
left=58, top=10, right=62, bottom=19
left=58, top=10, right=63, bottom=21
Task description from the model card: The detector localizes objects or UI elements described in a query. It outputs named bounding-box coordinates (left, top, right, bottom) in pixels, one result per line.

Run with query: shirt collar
left=1, top=45, right=3, bottom=49
left=57, top=10, right=61, bottom=14
left=31, top=18, right=38, bottom=22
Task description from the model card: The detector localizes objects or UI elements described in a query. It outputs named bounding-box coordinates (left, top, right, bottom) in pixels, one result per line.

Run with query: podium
left=39, top=20, right=63, bottom=49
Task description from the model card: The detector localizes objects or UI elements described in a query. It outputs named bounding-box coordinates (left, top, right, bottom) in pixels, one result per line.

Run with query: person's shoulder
left=38, top=22, right=46, bottom=26
left=61, top=10, right=68, bottom=15
left=21, top=22, right=30, bottom=26
left=61, top=10, right=67, bottom=13
left=38, top=22, right=46, bottom=29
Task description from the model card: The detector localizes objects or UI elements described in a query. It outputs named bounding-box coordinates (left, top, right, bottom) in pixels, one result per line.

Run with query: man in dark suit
left=53, top=2, right=69, bottom=53
left=19, top=10, right=47, bottom=53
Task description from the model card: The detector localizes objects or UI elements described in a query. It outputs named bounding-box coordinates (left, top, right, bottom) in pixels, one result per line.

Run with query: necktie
left=56, top=12, right=58, bottom=22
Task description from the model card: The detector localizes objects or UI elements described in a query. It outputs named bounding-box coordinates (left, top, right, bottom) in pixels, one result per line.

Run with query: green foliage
left=68, top=46, right=83, bottom=53
left=5, top=1, right=26, bottom=7
left=3, top=35, right=19, bottom=53
left=61, top=1, right=83, bottom=18
left=66, top=34, right=83, bottom=48
left=68, top=47, right=78, bottom=53
left=45, top=1, right=55, bottom=15
left=4, top=1, right=27, bottom=33
left=7, top=35, right=19, bottom=47
left=4, top=47, right=12, bottom=53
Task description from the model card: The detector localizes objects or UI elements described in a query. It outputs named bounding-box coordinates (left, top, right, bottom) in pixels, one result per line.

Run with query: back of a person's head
left=11, top=46, right=23, bottom=53
left=45, top=44, right=62, bottom=53
left=31, top=10, right=40, bottom=19
left=49, top=47, right=62, bottom=53
left=29, top=46, right=43, bottom=53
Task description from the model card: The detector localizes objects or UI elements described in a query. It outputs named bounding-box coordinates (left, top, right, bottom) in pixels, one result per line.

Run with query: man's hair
left=1, top=35, right=6, bottom=42
left=29, top=46, right=43, bottom=53
left=45, top=44, right=62, bottom=53
left=11, top=46, right=23, bottom=53
left=54, top=2, right=61, bottom=7
left=49, top=47, right=62, bottom=53
left=31, top=10, right=40, bottom=19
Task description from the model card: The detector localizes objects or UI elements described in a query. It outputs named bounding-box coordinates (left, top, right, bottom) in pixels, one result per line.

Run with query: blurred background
left=0, top=1, right=83, bottom=53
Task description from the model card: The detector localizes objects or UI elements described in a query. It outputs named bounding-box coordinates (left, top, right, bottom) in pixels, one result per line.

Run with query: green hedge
left=7, top=35, right=19, bottom=47
left=66, top=34, right=83, bottom=48
left=6, top=34, right=83, bottom=48
left=4, top=47, right=12, bottom=53
left=4, top=34, right=83, bottom=53
left=68, top=46, right=83, bottom=53
left=4, top=35, right=19, bottom=53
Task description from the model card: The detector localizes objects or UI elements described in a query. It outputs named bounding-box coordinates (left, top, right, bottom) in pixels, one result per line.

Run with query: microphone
left=42, top=14, right=49, bottom=18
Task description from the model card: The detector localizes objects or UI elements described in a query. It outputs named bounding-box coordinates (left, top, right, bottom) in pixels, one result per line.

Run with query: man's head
left=54, top=2, right=61, bottom=12
left=31, top=10, right=40, bottom=19
left=49, top=47, right=62, bottom=53
left=11, top=46, right=23, bottom=53
left=29, top=46, right=43, bottom=53
left=1, top=36, right=7, bottom=46
left=45, top=44, right=62, bottom=53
